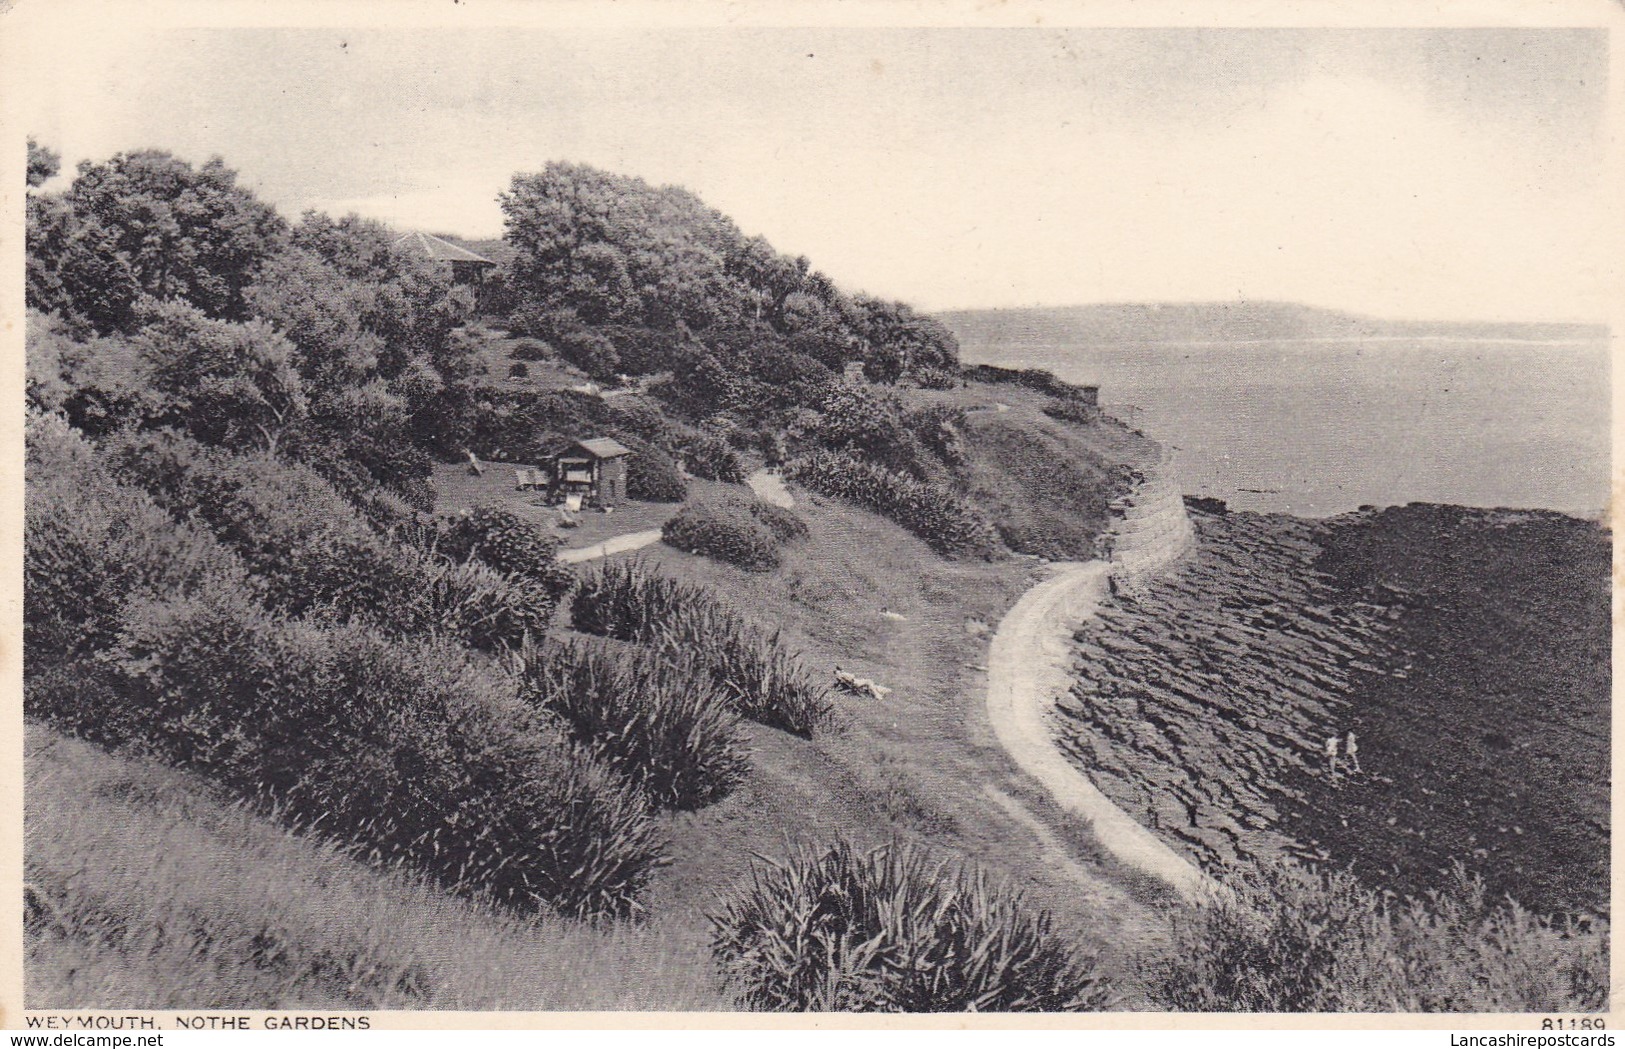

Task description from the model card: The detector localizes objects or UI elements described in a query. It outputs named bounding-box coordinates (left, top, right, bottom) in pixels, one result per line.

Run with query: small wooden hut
left=548, top=437, right=633, bottom=507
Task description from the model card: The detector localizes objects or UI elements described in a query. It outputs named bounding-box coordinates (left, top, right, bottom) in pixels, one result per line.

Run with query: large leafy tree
left=500, top=162, right=750, bottom=331
left=136, top=299, right=307, bottom=455
left=28, top=150, right=286, bottom=333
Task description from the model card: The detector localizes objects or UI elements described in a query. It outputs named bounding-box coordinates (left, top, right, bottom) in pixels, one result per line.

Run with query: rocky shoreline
left=1054, top=501, right=1610, bottom=918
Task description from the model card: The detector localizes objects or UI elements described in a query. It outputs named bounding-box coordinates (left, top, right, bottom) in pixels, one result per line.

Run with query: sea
left=962, top=337, right=1611, bottom=518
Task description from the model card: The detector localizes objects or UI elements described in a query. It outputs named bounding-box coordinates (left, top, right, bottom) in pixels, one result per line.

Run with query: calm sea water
left=965, top=338, right=1611, bottom=517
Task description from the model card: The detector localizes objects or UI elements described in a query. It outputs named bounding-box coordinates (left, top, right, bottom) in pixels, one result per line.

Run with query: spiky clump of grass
left=571, top=560, right=832, bottom=737
left=1148, top=858, right=1609, bottom=1012
left=708, top=838, right=1113, bottom=1012
left=516, top=638, right=750, bottom=811
left=783, top=451, right=1001, bottom=560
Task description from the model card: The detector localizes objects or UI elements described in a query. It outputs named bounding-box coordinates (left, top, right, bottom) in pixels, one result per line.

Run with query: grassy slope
left=618, top=483, right=1176, bottom=982
left=25, top=726, right=728, bottom=1011
left=28, top=374, right=1168, bottom=1008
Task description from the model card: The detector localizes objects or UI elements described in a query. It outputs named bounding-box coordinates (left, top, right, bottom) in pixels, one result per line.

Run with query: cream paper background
left=0, top=0, right=1618, bottom=1031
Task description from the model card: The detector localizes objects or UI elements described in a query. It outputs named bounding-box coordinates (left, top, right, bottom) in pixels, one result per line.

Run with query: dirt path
left=746, top=469, right=794, bottom=508
left=985, top=560, right=1214, bottom=901
left=558, top=528, right=664, bottom=564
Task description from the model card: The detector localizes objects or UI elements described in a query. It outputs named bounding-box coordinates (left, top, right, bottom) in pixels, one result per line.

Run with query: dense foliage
left=661, top=497, right=786, bottom=571
left=710, top=838, right=1112, bottom=1011
left=785, top=451, right=1001, bottom=559
left=517, top=639, right=750, bottom=811
left=571, top=560, right=832, bottom=737
left=24, top=415, right=665, bottom=919
left=1149, top=860, right=1608, bottom=1012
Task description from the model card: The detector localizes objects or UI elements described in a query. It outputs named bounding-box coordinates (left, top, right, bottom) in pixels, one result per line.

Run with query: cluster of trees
left=26, top=142, right=478, bottom=512
left=496, top=162, right=963, bottom=428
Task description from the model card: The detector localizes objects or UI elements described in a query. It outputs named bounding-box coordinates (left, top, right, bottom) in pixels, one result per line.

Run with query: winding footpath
left=558, top=528, right=664, bottom=564
left=985, top=560, right=1215, bottom=901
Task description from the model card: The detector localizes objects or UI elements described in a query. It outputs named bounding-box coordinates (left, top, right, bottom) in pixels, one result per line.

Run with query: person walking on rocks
left=1345, top=731, right=1362, bottom=774
left=1325, top=734, right=1341, bottom=776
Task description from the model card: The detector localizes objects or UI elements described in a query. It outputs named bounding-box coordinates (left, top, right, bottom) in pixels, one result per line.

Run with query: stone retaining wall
left=1105, top=453, right=1195, bottom=595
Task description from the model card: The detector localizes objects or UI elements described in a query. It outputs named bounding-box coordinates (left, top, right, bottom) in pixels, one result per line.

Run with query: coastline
left=984, top=560, right=1213, bottom=902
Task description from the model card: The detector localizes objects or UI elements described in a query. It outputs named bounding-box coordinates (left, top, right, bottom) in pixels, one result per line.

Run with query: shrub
left=571, top=560, right=832, bottom=737
left=1148, top=859, right=1609, bottom=1012
left=1041, top=396, right=1101, bottom=425
left=516, top=638, right=749, bottom=811
left=440, top=505, right=571, bottom=588
left=510, top=338, right=553, bottom=362
left=677, top=431, right=746, bottom=483
left=414, top=557, right=557, bottom=652
left=662, top=499, right=781, bottom=571
left=508, top=362, right=529, bottom=379
left=24, top=413, right=249, bottom=666
left=101, top=592, right=667, bottom=919
left=784, top=451, right=1001, bottom=559
left=624, top=439, right=687, bottom=502
left=748, top=501, right=808, bottom=543
left=709, top=838, right=1112, bottom=1011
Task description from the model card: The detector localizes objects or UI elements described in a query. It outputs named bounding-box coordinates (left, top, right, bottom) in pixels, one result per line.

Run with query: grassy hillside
left=25, top=725, right=726, bottom=1010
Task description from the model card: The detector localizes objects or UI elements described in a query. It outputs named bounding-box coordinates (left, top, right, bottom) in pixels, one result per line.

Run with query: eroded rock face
left=1057, top=505, right=1610, bottom=918
left=1103, top=455, right=1196, bottom=596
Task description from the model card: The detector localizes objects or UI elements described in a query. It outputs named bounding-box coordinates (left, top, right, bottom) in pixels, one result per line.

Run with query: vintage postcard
left=1, top=0, right=1616, bottom=1034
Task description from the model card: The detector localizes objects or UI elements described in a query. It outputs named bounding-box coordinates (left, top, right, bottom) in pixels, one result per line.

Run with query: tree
left=500, top=162, right=750, bottom=331
left=63, top=150, right=286, bottom=329
left=246, top=245, right=381, bottom=385
left=27, top=138, right=60, bottom=188
left=136, top=299, right=307, bottom=454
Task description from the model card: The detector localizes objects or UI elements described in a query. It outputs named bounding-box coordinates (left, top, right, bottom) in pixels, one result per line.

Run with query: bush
left=24, top=413, right=249, bottom=665
left=508, top=362, right=529, bottom=379
left=439, top=505, right=571, bottom=588
left=98, top=592, right=667, bottom=919
left=748, top=500, right=808, bottom=543
left=516, top=638, right=749, bottom=811
left=784, top=451, right=1001, bottom=559
left=709, top=838, right=1112, bottom=1011
left=1148, top=859, right=1609, bottom=1012
left=662, top=499, right=781, bottom=571
left=415, top=557, right=557, bottom=652
left=677, top=431, right=747, bottom=483
left=624, top=439, right=687, bottom=502
left=1041, top=396, right=1101, bottom=425
left=510, top=338, right=553, bottom=362
left=571, top=560, right=832, bottom=737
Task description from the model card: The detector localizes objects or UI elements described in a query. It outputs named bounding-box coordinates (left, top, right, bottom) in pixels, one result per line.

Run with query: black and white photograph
left=4, top=0, right=1615, bottom=1027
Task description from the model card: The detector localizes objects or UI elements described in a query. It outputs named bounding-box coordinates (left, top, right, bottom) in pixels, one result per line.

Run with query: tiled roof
left=572, top=437, right=634, bottom=459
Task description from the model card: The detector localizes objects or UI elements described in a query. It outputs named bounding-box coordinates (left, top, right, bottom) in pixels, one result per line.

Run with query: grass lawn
left=433, top=462, right=754, bottom=550
left=608, top=482, right=1179, bottom=994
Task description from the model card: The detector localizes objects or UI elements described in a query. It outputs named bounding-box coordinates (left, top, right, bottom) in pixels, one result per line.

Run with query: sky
left=8, top=11, right=1617, bottom=323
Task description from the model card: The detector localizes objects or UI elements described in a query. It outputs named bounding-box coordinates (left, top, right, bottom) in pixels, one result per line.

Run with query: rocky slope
left=1054, top=503, right=1609, bottom=918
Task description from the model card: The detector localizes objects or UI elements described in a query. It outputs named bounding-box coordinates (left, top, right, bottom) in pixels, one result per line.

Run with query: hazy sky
left=10, top=14, right=1615, bottom=322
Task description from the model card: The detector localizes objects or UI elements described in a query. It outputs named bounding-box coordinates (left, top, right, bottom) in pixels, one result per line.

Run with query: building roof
left=571, top=437, right=634, bottom=460
left=393, top=231, right=497, bottom=267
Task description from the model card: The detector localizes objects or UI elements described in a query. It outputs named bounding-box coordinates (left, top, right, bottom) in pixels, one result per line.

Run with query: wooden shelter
left=548, top=437, right=633, bottom=508
left=393, top=231, right=498, bottom=285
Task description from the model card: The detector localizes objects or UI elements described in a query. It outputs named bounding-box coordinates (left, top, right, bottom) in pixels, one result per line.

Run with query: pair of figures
left=1325, top=731, right=1361, bottom=775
